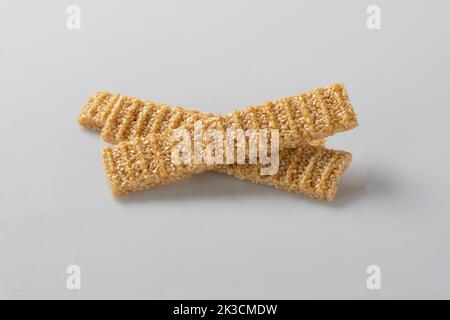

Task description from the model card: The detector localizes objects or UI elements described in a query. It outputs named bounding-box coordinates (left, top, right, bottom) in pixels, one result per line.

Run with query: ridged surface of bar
left=103, top=137, right=351, bottom=201
left=78, top=84, right=357, bottom=200
left=78, top=84, right=357, bottom=145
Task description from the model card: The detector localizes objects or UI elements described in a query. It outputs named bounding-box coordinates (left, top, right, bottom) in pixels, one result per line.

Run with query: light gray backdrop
left=0, top=0, right=449, bottom=299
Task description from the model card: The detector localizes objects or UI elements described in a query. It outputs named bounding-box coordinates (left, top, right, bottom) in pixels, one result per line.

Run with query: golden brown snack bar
left=103, top=137, right=351, bottom=201
left=79, top=84, right=357, bottom=199
left=78, top=83, right=357, bottom=145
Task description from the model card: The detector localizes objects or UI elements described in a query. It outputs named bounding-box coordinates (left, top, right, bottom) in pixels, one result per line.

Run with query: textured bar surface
left=79, top=84, right=357, bottom=199
left=77, top=92, right=121, bottom=131
left=215, top=146, right=351, bottom=201
left=103, top=137, right=351, bottom=201
left=78, top=83, right=357, bottom=145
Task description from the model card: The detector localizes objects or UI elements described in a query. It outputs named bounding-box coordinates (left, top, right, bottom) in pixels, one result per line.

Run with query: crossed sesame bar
left=103, top=135, right=351, bottom=200
left=78, top=83, right=357, bottom=145
left=80, top=84, right=357, bottom=200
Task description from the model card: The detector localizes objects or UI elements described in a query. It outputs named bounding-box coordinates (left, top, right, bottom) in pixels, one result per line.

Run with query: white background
left=0, top=0, right=449, bottom=299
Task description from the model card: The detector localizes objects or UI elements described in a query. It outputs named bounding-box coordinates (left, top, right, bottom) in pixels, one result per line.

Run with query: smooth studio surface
left=0, top=0, right=449, bottom=299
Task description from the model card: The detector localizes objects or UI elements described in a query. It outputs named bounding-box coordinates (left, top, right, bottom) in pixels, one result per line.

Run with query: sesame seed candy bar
left=79, top=84, right=356, bottom=199
left=103, top=136, right=351, bottom=201
left=78, top=83, right=357, bottom=145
